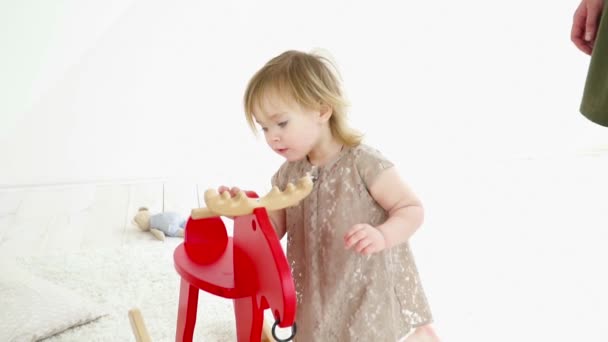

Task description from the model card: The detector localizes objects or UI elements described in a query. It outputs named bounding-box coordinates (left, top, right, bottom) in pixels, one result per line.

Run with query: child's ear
left=319, top=103, right=333, bottom=122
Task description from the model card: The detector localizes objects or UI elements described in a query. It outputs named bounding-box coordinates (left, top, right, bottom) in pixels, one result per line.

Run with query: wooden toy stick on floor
left=128, top=308, right=152, bottom=342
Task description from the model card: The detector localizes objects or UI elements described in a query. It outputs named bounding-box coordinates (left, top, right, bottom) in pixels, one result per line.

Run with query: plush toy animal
left=133, top=207, right=186, bottom=241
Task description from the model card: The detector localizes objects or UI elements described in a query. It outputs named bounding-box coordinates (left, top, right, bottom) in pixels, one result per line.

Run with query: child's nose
left=269, top=130, right=281, bottom=142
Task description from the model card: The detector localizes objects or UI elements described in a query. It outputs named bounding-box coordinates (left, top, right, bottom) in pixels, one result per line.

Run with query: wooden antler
left=190, top=174, right=313, bottom=219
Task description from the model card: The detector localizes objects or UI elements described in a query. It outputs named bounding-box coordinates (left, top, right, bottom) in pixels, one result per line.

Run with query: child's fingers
left=344, top=227, right=369, bottom=249
left=344, top=224, right=367, bottom=241
left=344, top=236, right=359, bottom=249
left=217, top=186, right=241, bottom=197
left=355, top=238, right=373, bottom=253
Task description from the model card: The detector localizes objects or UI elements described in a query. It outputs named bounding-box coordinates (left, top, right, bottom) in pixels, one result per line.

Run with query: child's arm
left=372, top=167, right=424, bottom=248
left=268, top=208, right=287, bottom=240
left=345, top=167, right=424, bottom=254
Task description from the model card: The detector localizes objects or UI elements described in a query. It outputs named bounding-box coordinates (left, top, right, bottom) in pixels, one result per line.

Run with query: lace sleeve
left=355, top=145, right=394, bottom=190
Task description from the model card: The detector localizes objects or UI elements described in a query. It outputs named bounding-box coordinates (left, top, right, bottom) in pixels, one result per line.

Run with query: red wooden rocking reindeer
left=130, top=175, right=313, bottom=342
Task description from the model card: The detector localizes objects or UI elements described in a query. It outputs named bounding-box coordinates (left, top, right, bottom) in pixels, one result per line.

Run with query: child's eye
left=278, top=121, right=288, bottom=128
left=261, top=127, right=268, bottom=132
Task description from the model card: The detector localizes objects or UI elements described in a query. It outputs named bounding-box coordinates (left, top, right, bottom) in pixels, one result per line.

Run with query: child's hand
left=218, top=186, right=241, bottom=197
left=344, top=223, right=387, bottom=255
left=217, top=186, right=241, bottom=220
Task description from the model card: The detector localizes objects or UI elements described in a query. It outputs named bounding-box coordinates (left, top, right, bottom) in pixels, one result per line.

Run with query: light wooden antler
left=190, top=174, right=313, bottom=219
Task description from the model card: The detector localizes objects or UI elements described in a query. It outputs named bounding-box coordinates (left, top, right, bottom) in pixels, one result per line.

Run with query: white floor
left=0, top=181, right=242, bottom=341
left=410, top=152, right=608, bottom=341
left=1, top=151, right=608, bottom=341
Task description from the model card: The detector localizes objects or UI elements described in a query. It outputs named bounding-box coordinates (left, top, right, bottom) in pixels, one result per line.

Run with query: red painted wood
left=173, top=192, right=297, bottom=341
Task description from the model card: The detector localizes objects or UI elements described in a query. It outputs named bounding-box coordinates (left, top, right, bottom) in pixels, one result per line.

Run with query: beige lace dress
left=271, top=144, right=433, bottom=342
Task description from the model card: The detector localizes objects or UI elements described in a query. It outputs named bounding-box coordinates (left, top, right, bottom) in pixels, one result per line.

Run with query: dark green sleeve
left=580, top=0, right=608, bottom=127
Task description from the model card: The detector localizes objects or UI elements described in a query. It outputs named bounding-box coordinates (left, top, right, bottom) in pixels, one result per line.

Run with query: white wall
left=1, top=0, right=606, bottom=189
left=2, top=1, right=608, bottom=340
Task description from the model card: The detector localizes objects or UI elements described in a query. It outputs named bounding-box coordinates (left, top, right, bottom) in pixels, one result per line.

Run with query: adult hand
left=572, top=0, right=605, bottom=55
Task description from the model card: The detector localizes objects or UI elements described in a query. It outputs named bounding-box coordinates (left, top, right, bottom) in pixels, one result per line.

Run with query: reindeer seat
left=173, top=175, right=313, bottom=342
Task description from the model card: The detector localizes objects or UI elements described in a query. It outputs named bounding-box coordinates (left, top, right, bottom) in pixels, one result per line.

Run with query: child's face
left=253, top=92, right=324, bottom=162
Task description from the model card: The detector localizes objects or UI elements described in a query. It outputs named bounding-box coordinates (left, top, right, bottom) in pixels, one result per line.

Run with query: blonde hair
left=243, top=50, right=362, bottom=147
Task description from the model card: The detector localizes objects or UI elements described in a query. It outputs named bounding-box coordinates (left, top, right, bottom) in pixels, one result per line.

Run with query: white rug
left=16, top=239, right=238, bottom=341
